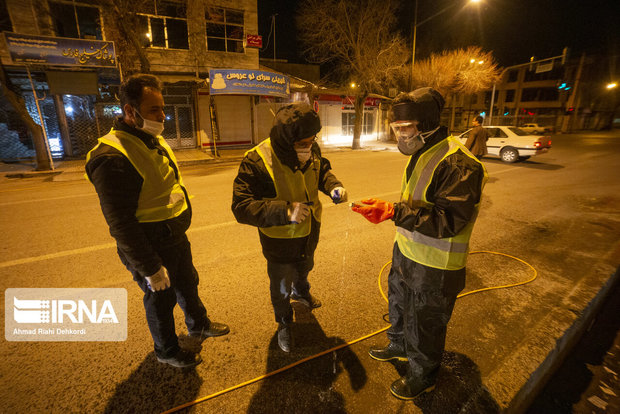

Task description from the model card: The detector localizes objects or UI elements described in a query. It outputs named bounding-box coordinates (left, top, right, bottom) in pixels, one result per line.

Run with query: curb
left=506, top=267, right=620, bottom=412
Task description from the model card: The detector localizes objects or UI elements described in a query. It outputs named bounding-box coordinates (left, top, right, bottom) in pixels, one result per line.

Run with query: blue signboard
left=3, top=32, right=117, bottom=67
left=209, top=69, right=290, bottom=97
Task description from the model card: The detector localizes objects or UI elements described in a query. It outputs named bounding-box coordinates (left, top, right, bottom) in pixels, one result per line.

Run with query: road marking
left=0, top=193, right=96, bottom=207
left=0, top=243, right=116, bottom=269
left=0, top=191, right=403, bottom=268
left=489, top=166, right=522, bottom=175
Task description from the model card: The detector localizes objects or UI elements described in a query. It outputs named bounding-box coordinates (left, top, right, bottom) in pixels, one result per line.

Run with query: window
left=341, top=110, right=373, bottom=136
left=521, top=88, right=559, bottom=102
left=505, top=89, right=515, bottom=102
left=0, top=0, right=12, bottom=32
left=507, top=70, right=518, bottom=83
left=138, top=1, right=188, bottom=49
left=487, top=128, right=508, bottom=138
left=206, top=7, right=244, bottom=53
left=49, top=1, right=102, bottom=40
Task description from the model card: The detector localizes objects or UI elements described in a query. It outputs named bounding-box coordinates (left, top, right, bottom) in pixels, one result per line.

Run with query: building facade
left=0, top=0, right=262, bottom=161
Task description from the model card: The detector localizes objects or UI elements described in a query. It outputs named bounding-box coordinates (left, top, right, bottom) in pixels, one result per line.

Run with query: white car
left=456, top=126, right=552, bottom=163
left=520, top=123, right=554, bottom=134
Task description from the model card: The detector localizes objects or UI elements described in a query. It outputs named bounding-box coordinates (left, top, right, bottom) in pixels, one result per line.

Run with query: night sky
left=257, top=0, right=619, bottom=68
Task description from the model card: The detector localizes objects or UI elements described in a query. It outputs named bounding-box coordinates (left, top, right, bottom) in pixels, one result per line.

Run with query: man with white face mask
left=352, top=88, right=487, bottom=400
left=232, top=102, right=347, bottom=352
left=86, top=74, right=229, bottom=368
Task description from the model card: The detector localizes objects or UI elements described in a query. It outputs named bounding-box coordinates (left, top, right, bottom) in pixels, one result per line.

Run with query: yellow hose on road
left=162, top=251, right=537, bottom=413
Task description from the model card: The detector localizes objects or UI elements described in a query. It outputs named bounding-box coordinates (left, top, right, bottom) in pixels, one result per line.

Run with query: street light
left=607, top=82, right=618, bottom=89
left=410, top=0, right=482, bottom=88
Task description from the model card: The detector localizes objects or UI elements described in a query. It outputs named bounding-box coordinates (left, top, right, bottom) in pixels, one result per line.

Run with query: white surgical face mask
left=295, top=147, right=312, bottom=164
left=134, top=108, right=165, bottom=137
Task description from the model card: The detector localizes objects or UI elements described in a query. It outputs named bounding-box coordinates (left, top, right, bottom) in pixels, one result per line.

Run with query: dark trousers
left=386, top=243, right=465, bottom=380
left=122, top=236, right=210, bottom=358
left=266, top=258, right=313, bottom=324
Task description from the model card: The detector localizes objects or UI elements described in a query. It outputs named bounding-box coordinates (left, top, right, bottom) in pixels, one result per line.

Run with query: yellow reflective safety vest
left=86, top=128, right=189, bottom=223
left=251, top=138, right=321, bottom=238
left=394, top=136, right=488, bottom=270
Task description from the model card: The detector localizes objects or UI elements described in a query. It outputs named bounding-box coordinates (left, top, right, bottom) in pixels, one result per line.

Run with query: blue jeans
left=267, top=259, right=313, bottom=324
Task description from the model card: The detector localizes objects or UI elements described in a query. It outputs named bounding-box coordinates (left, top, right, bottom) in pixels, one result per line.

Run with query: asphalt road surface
left=1, top=130, right=619, bottom=413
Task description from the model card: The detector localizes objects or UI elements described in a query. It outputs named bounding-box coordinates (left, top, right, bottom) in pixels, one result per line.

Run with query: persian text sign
left=245, top=34, right=262, bottom=48
left=209, top=69, right=290, bottom=97
left=3, top=32, right=117, bottom=67
left=5, top=288, right=127, bottom=341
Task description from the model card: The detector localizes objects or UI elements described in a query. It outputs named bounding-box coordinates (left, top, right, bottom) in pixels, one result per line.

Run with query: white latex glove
left=145, top=266, right=171, bottom=292
left=330, top=187, right=348, bottom=204
left=287, top=202, right=311, bottom=224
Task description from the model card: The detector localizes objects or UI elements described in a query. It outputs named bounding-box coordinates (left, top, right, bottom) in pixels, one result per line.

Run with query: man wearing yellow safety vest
left=352, top=88, right=487, bottom=400
left=232, top=103, right=347, bottom=353
left=85, top=74, right=229, bottom=368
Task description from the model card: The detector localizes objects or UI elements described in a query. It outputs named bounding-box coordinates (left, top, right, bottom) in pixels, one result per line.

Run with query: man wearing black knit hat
left=232, top=102, right=347, bottom=353
left=352, top=88, right=487, bottom=399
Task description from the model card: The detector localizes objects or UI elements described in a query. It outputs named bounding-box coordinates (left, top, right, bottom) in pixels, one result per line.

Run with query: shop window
left=138, top=1, right=188, bottom=49
left=49, top=1, right=102, bottom=40
left=341, top=111, right=373, bottom=136
left=206, top=7, right=244, bottom=53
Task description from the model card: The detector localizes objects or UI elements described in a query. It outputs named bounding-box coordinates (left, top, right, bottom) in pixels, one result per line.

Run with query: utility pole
left=272, top=14, right=277, bottom=61
left=410, top=0, right=418, bottom=90
left=561, top=53, right=585, bottom=133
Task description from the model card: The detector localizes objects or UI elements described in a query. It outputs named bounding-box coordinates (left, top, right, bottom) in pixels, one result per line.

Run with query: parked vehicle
left=457, top=126, right=552, bottom=163
left=520, top=123, right=554, bottom=134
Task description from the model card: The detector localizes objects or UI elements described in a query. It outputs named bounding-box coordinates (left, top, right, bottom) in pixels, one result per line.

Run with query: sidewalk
left=0, top=141, right=398, bottom=181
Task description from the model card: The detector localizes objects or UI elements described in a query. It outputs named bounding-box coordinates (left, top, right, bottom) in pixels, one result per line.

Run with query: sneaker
left=390, top=375, right=436, bottom=400
left=368, top=342, right=407, bottom=362
left=277, top=323, right=292, bottom=353
left=291, top=293, right=322, bottom=309
left=157, top=349, right=202, bottom=368
left=189, top=322, right=230, bottom=342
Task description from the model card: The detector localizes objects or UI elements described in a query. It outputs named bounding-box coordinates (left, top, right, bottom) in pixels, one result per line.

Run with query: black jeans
left=386, top=243, right=466, bottom=380
left=121, top=235, right=210, bottom=358
left=266, top=258, right=313, bottom=324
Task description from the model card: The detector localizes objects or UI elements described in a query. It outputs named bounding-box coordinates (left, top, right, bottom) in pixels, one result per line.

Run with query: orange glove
left=351, top=198, right=394, bottom=224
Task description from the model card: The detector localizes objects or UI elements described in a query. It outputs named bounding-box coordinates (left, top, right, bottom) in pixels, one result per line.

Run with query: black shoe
left=291, top=293, right=322, bottom=309
left=277, top=323, right=292, bottom=353
left=189, top=322, right=230, bottom=342
left=368, top=342, right=407, bottom=362
left=157, top=349, right=202, bottom=368
left=390, top=375, right=436, bottom=400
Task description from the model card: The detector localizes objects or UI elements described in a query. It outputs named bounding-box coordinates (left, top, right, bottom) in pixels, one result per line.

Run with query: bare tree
left=297, top=0, right=408, bottom=149
left=410, top=46, right=501, bottom=129
left=0, top=62, right=52, bottom=170
left=97, top=0, right=154, bottom=75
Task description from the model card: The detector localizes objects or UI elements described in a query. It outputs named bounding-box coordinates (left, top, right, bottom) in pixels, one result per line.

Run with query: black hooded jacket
left=392, top=126, right=485, bottom=239
left=85, top=118, right=192, bottom=278
left=231, top=104, right=343, bottom=263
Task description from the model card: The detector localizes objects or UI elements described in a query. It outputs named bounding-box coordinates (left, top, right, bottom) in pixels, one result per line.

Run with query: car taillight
left=534, top=141, right=541, bottom=148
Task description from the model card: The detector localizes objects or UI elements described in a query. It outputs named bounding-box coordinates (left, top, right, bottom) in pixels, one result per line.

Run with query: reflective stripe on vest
left=253, top=138, right=321, bottom=239
left=394, top=136, right=487, bottom=270
left=85, top=129, right=189, bottom=223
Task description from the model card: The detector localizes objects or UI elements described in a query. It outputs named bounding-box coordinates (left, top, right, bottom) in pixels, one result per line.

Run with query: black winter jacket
left=392, top=126, right=485, bottom=240
left=231, top=121, right=343, bottom=263
left=85, top=118, right=191, bottom=278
